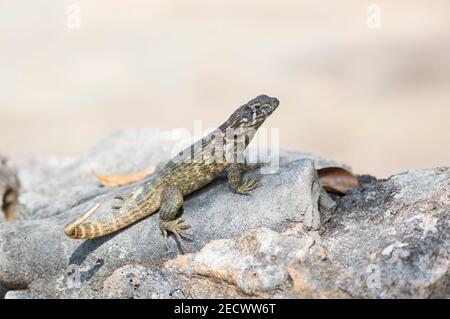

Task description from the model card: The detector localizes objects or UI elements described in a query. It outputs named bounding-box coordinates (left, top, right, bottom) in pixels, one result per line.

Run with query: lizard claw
left=236, top=177, right=262, bottom=195
left=159, top=218, right=193, bottom=254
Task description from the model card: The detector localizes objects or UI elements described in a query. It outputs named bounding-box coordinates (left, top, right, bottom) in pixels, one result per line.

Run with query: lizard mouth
left=263, top=96, right=279, bottom=116
left=272, top=97, right=280, bottom=108
left=262, top=97, right=279, bottom=116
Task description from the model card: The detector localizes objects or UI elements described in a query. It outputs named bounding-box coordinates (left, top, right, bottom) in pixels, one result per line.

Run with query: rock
left=0, top=130, right=335, bottom=297
left=1, top=130, right=447, bottom=299
left=102, top=225, right=345, bottom=299
left=324, top=167, right=449, bottom=298
left=103, top=265, right=183, bottom=299
left=103, top=167, right=449, bottom=299
left=162, top=226, right=317, bottom=297
left=0, top=285, right=6, bottom=298
left=4, top=289, right=45, bottom=299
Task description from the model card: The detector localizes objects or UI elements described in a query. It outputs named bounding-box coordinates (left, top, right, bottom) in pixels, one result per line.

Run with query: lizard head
left=218, top=95, right=279, bottom=142
left=232, top=94, right=279, bottom=130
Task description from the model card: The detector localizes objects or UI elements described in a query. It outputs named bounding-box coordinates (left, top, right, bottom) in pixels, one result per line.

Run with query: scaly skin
left=64, top=95, right=279, bottom=251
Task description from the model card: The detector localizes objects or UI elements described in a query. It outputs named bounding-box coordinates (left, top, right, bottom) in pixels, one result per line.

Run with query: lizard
left=64, top=94, right=280, bottom=252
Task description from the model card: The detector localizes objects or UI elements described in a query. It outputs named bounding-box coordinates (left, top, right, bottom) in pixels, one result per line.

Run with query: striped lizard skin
left=64, top=95, right=279, bottom=252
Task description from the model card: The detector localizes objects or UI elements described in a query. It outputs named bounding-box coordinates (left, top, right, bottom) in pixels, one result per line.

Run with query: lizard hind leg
left=158, top=185, right=192, bottom=253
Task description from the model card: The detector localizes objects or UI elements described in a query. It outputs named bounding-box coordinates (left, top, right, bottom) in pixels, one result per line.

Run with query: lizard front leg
left=158, top=185, right=192, bottom=253
left=228, top=163, right=262, bottom=195
left=238, top=162, right=262, bottom=172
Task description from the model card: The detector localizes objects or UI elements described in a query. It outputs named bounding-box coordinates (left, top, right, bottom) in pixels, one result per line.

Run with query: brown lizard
left=64, top=95, right=279, bottom=251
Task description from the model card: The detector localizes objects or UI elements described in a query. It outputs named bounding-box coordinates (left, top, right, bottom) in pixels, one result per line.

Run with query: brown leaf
left=317, top=167, right=360, bottom=195
left=95, top=164, right=157, bottom=187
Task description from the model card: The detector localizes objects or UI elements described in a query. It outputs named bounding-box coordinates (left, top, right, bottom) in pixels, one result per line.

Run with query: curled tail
left=64, top=201, right=156, bottom=239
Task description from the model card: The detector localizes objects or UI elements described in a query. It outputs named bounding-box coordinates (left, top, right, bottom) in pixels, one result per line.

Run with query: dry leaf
left=95, top=164, right=157, bottom=187
left=318, top=167, right=360, bottom=195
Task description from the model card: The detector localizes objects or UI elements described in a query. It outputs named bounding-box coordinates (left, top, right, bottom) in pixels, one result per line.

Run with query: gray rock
left=1, top=130, right=447, bottom=298
left=159, top=225, right=349, bottom=298
left=114, top=168, right=449, bottom=299
left=103, top=265, right=183, bottom=299
left=4, top=289, right=45, bottom=299
left=324, top=167, right=449, bottom=298
left=0, top=285, right=6, bottom=298
left=0, top=130, right=333, bottom=297
left=164, top=227, right=317, bottom=296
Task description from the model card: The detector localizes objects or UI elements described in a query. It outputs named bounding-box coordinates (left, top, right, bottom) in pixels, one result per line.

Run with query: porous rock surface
left=0, top=130, right=448, bottom=298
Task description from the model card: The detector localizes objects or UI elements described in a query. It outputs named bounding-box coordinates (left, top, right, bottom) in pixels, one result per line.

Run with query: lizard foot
left=235, top=177, right=262, bottom=195
left=159, top=218, right=193, bottom=253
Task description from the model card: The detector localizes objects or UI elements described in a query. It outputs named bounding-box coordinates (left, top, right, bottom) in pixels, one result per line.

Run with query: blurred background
left=0, top=0, right=449, bottom=177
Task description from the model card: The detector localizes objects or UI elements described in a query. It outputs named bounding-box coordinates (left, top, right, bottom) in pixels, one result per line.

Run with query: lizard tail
left=64, top=203, right=100, bottom=237
left=64, top=200, right=158, bottom=239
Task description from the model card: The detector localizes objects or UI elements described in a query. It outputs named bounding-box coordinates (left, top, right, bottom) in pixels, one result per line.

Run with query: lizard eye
left=242, top=117, right=249, bottom=123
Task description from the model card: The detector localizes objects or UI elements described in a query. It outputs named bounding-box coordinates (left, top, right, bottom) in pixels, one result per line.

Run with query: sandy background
left=0, top=0, right=449, bottom=177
